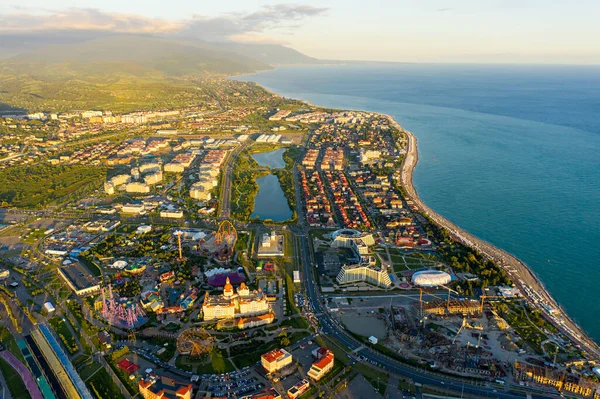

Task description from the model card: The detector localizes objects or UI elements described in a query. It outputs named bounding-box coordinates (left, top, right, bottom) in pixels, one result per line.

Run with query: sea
left=234, top=64, right=600, bottom=343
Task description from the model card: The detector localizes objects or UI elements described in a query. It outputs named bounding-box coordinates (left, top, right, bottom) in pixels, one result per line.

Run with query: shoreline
left=232, top=69, right=600, bottom=359
left=388, top=114, right=600, bottom=360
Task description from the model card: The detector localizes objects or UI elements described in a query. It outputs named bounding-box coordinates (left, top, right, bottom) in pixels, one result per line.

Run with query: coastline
left=389, top=115, right=600, bottom=360
left=232, top=69, right=600, bottom=360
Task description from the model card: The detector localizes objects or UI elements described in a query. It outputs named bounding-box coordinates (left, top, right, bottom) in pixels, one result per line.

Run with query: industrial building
left=58, top=263, right=101, bottom=296
left=421, top=299, right=481, bottom=316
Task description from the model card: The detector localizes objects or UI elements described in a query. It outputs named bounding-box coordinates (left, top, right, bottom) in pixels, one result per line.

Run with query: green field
left=390, top=254, right=439, bottom=273
left=176, top=349, right=236, bottom=374
left=0, top=326, right=25, bottom=362
left=79, top=362, right=126, bottom=399
left=49, top=316, right=79, bottom=355
left=0, top=164, right=106, bottom=208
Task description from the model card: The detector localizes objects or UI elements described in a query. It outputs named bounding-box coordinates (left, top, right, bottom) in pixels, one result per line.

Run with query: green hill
left=3, top=35, right=269, bottom=78
left=0, top=35, right=280, bottom=112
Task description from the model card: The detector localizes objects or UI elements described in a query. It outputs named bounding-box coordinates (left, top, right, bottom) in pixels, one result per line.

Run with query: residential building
left=261, top=349, right=292, bottom=374
left=139, top=376, right=192, bottom=399
left=336, top=264, right=392, bottom=288
left=308, top=348, right=334, bottom=381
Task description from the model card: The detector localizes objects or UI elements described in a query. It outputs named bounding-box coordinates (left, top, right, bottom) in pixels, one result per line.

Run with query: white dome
left=412, top=270, right=451, bottom=287
left=112, top=260, right=128, bottom=269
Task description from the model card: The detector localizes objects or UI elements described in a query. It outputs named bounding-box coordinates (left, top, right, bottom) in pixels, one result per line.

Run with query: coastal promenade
left=388, top=115, right=600, bottom=361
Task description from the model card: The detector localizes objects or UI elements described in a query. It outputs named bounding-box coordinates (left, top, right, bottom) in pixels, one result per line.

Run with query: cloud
left=0, top=7, right=182, bottom=33
left=180, top=4, right=328, bottom=41
left=0, top=4, right=328, bottom=42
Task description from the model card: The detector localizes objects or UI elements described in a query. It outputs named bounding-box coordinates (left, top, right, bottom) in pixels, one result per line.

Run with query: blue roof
left=39, top=325, right=94, bottom=399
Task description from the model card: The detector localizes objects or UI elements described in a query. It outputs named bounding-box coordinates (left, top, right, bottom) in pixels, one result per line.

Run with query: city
left=1, top=82, right=600, bottom=399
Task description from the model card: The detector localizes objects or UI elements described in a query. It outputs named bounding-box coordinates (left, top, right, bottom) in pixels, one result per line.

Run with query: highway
left=289, top=159, right=557, bottom=399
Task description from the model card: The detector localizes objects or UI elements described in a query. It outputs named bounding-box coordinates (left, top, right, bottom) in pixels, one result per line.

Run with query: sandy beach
left=388, top=114, right=600, bottom=360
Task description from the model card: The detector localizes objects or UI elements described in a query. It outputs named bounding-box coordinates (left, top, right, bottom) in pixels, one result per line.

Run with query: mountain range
left=0, top=33, right=319, bottom=79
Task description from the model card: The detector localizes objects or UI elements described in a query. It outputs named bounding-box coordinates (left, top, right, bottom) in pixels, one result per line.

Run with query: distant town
left=1, top=80, right=600, bottom=399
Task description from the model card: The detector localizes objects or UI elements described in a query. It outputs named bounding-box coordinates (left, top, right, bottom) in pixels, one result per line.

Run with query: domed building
left=202, top=277, right=270, bottom=321
left=411, top=270, right=451, bottom=287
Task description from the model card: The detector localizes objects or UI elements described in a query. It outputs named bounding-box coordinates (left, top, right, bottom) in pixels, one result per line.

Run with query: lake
left=250, top=174, right=293, bottom=222
left=251, top=148, right=286, bottom=168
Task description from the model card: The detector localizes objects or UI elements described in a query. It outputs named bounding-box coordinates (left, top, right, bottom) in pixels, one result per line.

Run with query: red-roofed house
left=139, top=376, right=192, bottom=399
left=261, top=349, right=292, bottom=373
left=117, top=358, right=140, bottom=374
left=307, top=349, right=334, bottom=381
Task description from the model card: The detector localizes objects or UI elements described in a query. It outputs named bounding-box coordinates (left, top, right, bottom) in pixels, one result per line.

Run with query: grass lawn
left=231, top=340, right=280, bottom=369
left=390, top=254, right=438, bottom=273
left=0, top=357, right=31, bottom=399
left=354, top=363, right=389, bottom=396
left=49, top=316, right=79, bottom=355
left=314, top=335, right=350, bottom=365
left=281, top=316, right=309, bottom=329
left=84, top=365, right=126, bottom=399
left=497, top=305, right=548, bottom=355
left=398, top=379, right=417, bottom=394
left=0, top=326, right=25, bottom=362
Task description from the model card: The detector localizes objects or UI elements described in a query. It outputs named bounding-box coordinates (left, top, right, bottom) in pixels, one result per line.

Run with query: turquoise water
left=234, top=64, right=600, bottom=342
left=250, top=174, right=293, bottom=222
left=251, top=148, right=286, bottom=168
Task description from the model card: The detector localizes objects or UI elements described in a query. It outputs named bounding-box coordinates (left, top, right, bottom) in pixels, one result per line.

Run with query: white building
left=160, top=210, right=184, bottom=219
left=257, top=232, right=284, bottom=258
left=190, top=182, right=212, bottom=201
left=144, top=171, right=163, bottom=185
left=336, top=264, right=392, bottom=288
left=125, top=182, right=150, bottom=193
left=121, top=204, right=145, bottom=215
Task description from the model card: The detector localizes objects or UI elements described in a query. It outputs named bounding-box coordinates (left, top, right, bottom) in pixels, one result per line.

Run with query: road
left=289, top=156, right=557, bottom=399
left=298, top=229, right=560, bottom=399
left=218, top=141, right=250, bottom=219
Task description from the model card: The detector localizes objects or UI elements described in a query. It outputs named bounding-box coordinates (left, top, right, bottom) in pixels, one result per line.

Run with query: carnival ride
left=100, top=284, right=147, bottom=329
left=198, top=220, right=238, bottom=262
left=176, top=328, right=214, bottom=358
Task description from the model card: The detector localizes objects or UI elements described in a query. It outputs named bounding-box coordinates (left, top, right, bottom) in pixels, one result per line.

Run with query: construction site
left=513, top=362, right=600, bottom=398
left=328, top=291, right=537, bottom=381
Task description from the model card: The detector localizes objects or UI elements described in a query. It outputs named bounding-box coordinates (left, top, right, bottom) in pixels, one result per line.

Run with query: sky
left=1, top=0, right=599, bottom=64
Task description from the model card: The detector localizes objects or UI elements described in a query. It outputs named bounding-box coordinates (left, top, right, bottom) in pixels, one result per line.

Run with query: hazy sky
left=1, top=0, right=599, bottom=63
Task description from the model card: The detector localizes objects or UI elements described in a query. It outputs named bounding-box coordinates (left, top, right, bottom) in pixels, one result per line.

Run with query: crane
left=479, top=295, right=502, bottom=313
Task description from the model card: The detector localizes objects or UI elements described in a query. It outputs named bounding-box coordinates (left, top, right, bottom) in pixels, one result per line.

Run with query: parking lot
left=204, top=368, right=265, bottom=398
